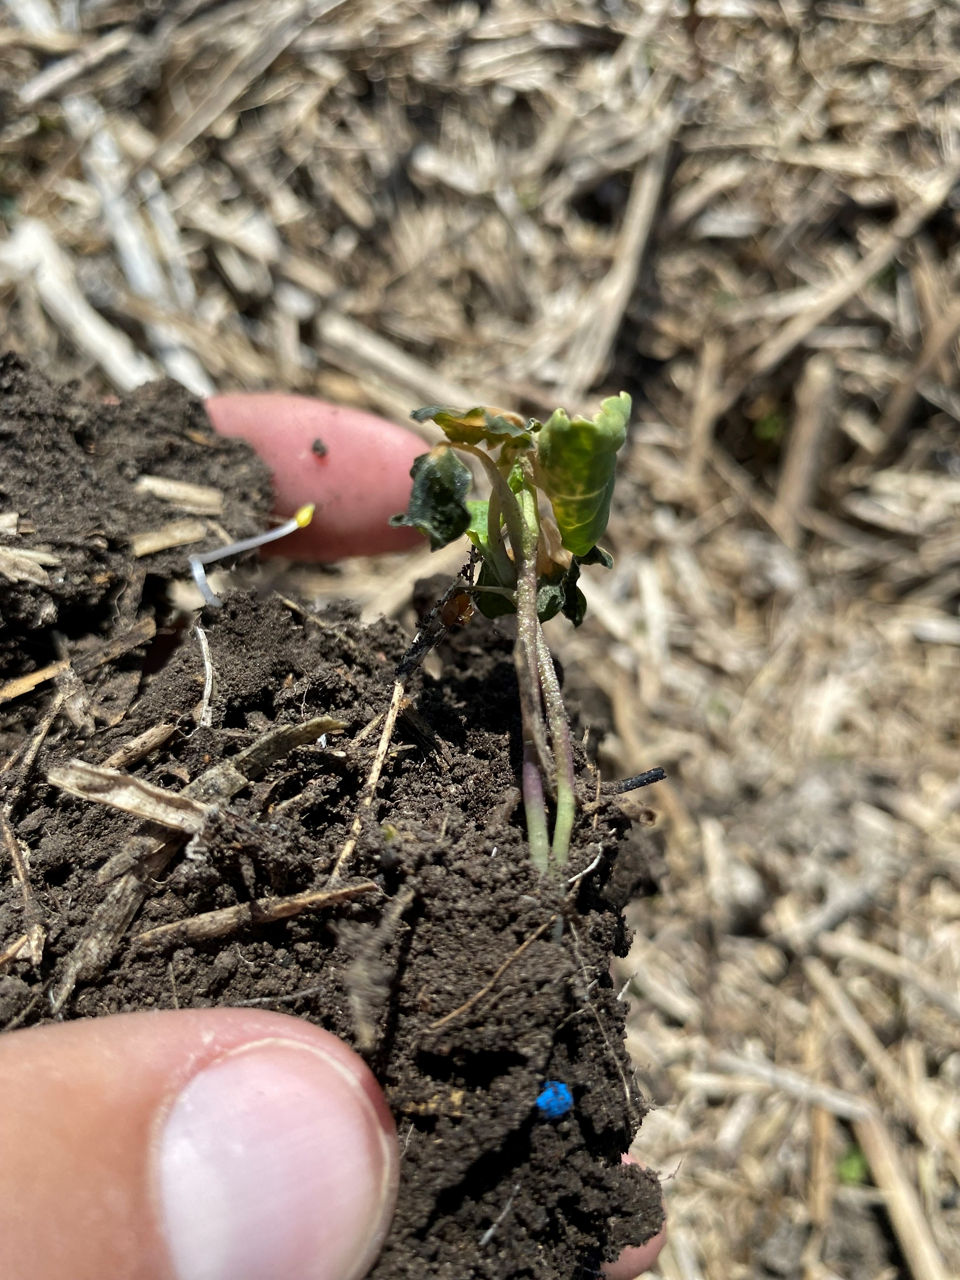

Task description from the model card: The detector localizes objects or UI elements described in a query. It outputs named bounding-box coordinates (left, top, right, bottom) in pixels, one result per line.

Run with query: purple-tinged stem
left=521, top=740, right=549, bottom=875
left=536, top=625, right=576, bottom=866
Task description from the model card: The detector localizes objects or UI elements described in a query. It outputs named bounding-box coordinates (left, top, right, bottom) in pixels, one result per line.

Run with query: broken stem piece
left=133, top=880, right=380, bottom=950
left=329, top=679, right=406, bottom=882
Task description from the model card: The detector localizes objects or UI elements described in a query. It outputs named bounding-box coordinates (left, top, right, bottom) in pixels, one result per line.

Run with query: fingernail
left=157, top=1038, right=396, bottom=1280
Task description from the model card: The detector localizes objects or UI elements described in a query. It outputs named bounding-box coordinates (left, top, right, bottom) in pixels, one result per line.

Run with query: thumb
left=0, top=1008, right=398, bottom=1280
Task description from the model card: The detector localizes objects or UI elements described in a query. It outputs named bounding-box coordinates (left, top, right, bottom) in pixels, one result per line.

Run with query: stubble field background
left=1, top=3, right=959, bottom=1277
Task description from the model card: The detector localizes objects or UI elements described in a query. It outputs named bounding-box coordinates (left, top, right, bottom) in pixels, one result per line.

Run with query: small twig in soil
left=51, top=633, right=95, bottom=732
left=610, top=767, right=667, bottom=794
left=102, top=722, right=176, bottom=770
left=130, top=518, right=209, bottom=558
left=133, top=474, right=224, bottom=515
left=167, top=961, right=180, bottom=1009
left=0, top=932, right=31, bottom=974
left=346, top=885, right=417, bottom=1051
left=329, top=679, right=406, bottom=882
left=132, top=880, right=380, bottom=951
left=194, top=623, right=215, bottom=728
left=232, top=982, right=329, bottom=1008
left=0, top=811, right=43, bottom=966
left=0, top=616, right=155, bottom=706
left=1, top=990, right=41, bottom=1033
left=427, top=914, right=558, bottom=1033
left=47, top=715, right=340, bottom=1013
left=0, top=689, right=63, bottom=783
left=478, top=1182, right=521, bottom=1248
left=397, top=704, right=451, bottom=762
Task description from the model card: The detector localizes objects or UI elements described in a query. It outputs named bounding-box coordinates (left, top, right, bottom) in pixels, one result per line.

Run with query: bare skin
left=0, top=394, right=665, bottom=1280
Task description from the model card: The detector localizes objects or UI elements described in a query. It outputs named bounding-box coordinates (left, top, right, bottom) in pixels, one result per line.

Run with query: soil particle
left=0, top=359, right=663, bottom=1276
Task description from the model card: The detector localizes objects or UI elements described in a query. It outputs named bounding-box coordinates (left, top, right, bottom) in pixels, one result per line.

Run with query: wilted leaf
left=536, top=558, right=587, bottom=626
left=578, top=544, right=614, bottom=569
left=411, top=404, right=532, bottom=447
left=389, top=447, right=471, bottom=550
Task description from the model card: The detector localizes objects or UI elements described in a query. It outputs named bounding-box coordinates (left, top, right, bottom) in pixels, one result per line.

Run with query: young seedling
left=391, top=394, right=633, bottom=875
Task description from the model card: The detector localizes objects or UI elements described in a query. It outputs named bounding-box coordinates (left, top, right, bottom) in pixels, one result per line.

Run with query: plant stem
left=511, top=489, right=552, bottom=783
left=521, top=740, right=550, bottom=875
left=454, top=442, right=529, bottom=561
left=449, top=441, right=566, bottom=870
left=536, top=626, right=576, bottom=866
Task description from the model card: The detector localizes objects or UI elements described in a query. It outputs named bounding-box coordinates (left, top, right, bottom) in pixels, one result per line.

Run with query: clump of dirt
left=0, top=357, right=663, bottom=1277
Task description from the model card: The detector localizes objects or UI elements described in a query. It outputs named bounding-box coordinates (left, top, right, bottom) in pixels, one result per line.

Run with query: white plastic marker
left=189, top=504, right=315, bottom=607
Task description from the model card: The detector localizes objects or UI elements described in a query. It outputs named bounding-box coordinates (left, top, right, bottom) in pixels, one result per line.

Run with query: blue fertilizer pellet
left=536, top=1081, right=573, bottom=1119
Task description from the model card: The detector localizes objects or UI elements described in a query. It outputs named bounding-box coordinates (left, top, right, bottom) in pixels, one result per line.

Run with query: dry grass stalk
left=133, top=880, right=380, bottom=951
left=129, top=518, right=210, bottom=558
left=0, top=617, right=156, bottom=705
left=47, top=760, right=212, bottom=832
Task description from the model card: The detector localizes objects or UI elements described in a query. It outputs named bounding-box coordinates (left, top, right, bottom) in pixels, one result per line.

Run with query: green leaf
left=837, top=1145, right=870, bottom=1186
left=411, top=404, right=532, bottom=448
left=536, top=392, right=630, bottom=556
left=389, top=447, right=471, bottom=550
left=464, top=499, right=491, bottom=553
left=474, top=559, right=517, bottom=619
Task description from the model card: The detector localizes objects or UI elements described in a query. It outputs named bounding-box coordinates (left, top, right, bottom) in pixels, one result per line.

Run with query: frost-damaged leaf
left=578, top=544, right=614, bottom=569
left=411, top=404, right=532, bottom=447
left=390, top=447, right=471, bottom=550
left=536, top=392, right=630, bottom=556
left=536, top=559, right=587, bottom=626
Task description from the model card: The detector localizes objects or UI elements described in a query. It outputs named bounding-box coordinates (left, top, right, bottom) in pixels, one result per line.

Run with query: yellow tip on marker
left=294, top=503, right=315, bottom=528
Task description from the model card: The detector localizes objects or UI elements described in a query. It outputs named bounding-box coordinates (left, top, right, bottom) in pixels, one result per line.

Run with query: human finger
left=206, top=394, right=424, bottom=560
left=604, top=1230, right=667, bottom=1279
left=603, top=1155, right=666, bottom=1278
left=0, top=1007, right=398, bottom=1280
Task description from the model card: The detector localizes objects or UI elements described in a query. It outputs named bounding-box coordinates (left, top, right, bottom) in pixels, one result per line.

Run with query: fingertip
left=206, top=394, right=425, bottom=559
left=157, top=1031, right=397, bottom=1280
left=602, top=1227, right=667, bottom=1279
left=0, top=1009, right=398, bottom=1280
left=601, top=1153, right=666, bottom=1278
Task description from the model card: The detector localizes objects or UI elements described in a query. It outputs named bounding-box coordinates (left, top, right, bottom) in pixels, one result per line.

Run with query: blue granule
left=535, top=1080, right=573, bottom=1119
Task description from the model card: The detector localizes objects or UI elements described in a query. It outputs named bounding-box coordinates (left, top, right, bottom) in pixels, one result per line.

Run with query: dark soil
left=0, top=356, right=663, bottom=1277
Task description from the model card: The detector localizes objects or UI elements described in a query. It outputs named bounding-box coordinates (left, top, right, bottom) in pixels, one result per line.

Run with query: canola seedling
left=391, top=394, right=630, bottom=874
